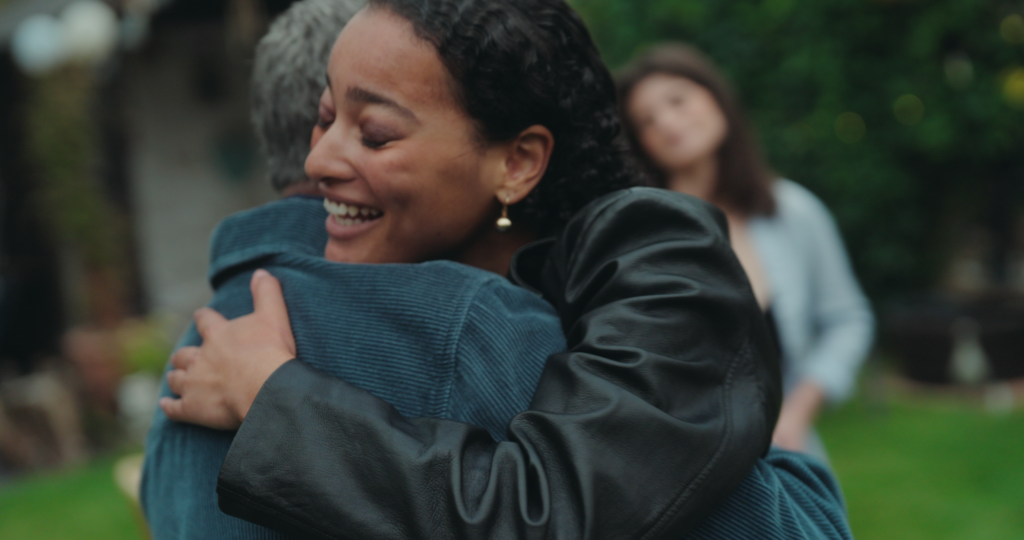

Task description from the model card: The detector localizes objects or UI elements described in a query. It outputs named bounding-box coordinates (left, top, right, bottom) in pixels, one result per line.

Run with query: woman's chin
left=323, top=214, right=387, bottom=263
left=324, top=234, right=408, bottom=265
left=663, top=150, right=703, bottom=170
left=321, top=241, right=374, bottom=264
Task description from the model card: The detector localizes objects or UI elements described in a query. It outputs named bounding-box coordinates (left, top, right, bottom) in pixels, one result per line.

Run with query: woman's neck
left=455, top=224, right=538, bottom=277
left=666, top=155, right=719, bottom=202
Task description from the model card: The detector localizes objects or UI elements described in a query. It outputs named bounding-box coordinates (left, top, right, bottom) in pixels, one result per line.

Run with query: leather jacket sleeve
left=216, top=188, right=782, bottom=540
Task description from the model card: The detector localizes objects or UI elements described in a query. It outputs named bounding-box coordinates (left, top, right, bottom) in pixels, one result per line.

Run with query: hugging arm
left=216, top=188, right=782, bottom=539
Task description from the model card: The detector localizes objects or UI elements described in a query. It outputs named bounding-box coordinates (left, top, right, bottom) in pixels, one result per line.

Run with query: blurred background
left=0, top=0, right=1021, bottom=538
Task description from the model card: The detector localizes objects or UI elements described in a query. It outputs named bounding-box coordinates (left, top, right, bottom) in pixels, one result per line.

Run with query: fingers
left=168, top=347, right=199, bottom=396
left=194, top=307, right=227, bottom=339
left=166, top=367, right=186, bottom=396
left=170, top=346, right=199, bottom=370
left=251, top=269, right=291, bottom=329
left=159, top=395, right=237, bottom=430
left=159, top=397, right=185, bottom=421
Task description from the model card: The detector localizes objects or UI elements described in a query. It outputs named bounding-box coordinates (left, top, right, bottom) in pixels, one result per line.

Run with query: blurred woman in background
left=617, top=43, right=875, bottom=462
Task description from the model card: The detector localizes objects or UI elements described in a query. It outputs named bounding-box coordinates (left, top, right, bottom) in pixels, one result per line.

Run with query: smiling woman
left=306, top=3, right=630, bottom=271
left=310, top=6, right=544, bottom=269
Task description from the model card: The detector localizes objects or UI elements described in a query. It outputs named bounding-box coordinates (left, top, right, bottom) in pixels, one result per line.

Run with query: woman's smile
left=323, top=197, right=385, bottom=240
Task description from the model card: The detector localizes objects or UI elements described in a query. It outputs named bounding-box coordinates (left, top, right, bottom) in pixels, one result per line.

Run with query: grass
left=0, top=456, right=148, bottom=540
left=819, top=392, right=1024, bottom=540
left=0, top=390, right=1021, bottom=539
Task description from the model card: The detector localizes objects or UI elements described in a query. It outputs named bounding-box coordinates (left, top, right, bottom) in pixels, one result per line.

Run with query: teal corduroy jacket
left=141, top=197, right=566, bottom=539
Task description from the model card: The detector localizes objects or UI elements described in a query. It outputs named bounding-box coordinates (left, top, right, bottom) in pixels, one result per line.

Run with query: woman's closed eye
left=361, top=123, right=402, bottom=149
left=361, top=135, right=389, bottom=149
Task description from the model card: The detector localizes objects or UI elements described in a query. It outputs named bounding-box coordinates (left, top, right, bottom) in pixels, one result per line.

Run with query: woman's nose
left=653, top=110, right=678, bottom=132
left=305, top=126, right=357, bottom=185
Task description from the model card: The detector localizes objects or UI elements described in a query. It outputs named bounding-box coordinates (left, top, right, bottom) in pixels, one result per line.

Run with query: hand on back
left=161, top=269, right=296, bottom=430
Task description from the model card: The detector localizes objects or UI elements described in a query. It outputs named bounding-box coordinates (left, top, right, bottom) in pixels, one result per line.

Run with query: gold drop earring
left=495, top=196, right=512, bottom=233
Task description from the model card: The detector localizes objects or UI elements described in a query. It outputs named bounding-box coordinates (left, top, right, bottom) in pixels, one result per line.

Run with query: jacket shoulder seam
left=441, top=275, right=494, bottom=420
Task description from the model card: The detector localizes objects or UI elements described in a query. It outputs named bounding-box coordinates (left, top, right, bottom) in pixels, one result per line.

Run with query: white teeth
left=325, top=199, right=382, bottom=224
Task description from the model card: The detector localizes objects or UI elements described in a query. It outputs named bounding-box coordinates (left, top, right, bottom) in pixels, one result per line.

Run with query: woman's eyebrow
left=346, top=86, right=419, bottom=122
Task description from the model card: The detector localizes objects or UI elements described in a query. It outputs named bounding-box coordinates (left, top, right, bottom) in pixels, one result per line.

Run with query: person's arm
left=684, top=449, right=852, bottom=540
left=216, top=188, right=782, bottom=539
left=773, top=187, right=874, bottom=451
left=444, top=278, right=567, bottom=442
left=773, top=380, right=826, bottom=452
left=798, top=195, right=875, bottom=404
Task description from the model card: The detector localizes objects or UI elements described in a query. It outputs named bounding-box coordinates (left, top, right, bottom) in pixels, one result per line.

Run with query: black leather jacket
left=216, top=188, right=782, bottom=539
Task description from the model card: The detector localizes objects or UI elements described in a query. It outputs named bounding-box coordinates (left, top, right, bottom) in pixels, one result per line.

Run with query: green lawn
left=0, top=394, right=1021, bottom=539
left=0, top=456, right=147, bottom=540
left=819, top=395, right=1024, bottom=540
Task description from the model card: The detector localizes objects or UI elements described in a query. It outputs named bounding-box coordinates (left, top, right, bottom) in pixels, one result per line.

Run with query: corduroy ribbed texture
left=140, top=197, right=565, bottom=539
left=687, top=449, right=852, bottom=539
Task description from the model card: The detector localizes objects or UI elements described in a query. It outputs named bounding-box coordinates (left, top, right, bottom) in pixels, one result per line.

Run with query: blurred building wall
left=121, top=17, right=275, bottom=335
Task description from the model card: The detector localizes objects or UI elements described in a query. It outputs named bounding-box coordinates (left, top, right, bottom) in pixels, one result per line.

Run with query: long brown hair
left=617, top=43, right=776, bottom=217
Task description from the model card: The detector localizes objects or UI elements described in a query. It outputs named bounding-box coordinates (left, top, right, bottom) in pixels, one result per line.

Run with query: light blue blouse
left=749, top=180, right=875, bottom=402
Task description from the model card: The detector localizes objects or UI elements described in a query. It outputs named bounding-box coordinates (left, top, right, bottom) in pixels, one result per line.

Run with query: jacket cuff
left=217, top=360, right=337, bottom=539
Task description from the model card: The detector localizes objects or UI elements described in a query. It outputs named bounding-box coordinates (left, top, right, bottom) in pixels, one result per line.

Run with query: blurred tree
left=26, top=65, right=130, bottom=327
left=0, top=55, right=65, bottom=374
left=574, top=0, right=1024, bottom=301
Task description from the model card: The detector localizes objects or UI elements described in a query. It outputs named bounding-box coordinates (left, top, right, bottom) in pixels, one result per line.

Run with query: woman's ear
left=496, top=125, right=554, bottom=203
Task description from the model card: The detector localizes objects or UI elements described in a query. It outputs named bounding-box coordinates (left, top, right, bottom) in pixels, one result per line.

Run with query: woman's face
left=626, top=73, right=728, bottom=173
left=307, top=8, right=508, bottom=264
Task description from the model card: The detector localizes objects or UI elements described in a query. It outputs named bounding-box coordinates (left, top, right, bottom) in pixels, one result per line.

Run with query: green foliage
left=26, top=65, right=132, bottom=324
left=26, top=66, right=125, bottom=271
left=116, top=318, right=174, bottom=376
left=573, top=0, right=1024, bottom=299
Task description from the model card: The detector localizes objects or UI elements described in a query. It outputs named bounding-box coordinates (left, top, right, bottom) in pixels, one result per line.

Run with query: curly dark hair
left=367, top=0, right=641, bottom=233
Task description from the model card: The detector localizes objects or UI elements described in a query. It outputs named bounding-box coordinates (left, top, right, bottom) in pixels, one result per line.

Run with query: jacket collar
left=207, top=197, right=329, bottom=287
left=209, top=196, right=555, bottom=294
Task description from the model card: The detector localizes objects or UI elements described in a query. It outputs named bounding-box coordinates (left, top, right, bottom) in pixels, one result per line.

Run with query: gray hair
left=251, top=0, right=365, bottom=192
